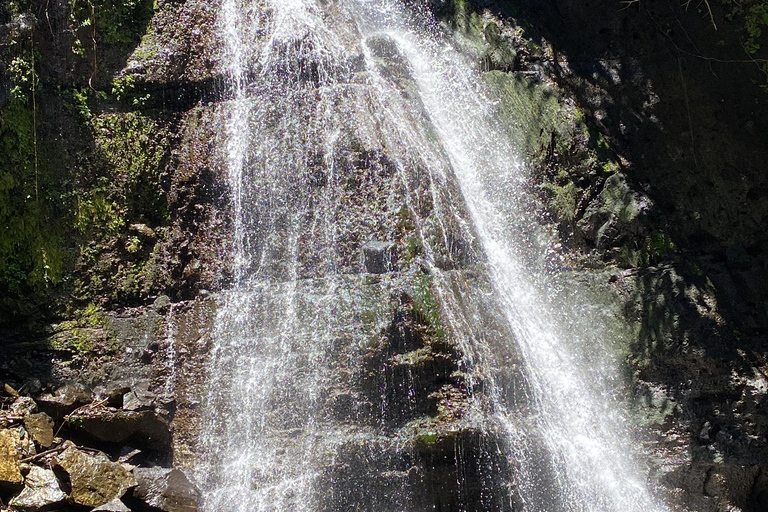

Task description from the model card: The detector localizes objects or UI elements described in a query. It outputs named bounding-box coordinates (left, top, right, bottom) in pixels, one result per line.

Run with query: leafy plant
left=69, top=0, right=155, bottom=49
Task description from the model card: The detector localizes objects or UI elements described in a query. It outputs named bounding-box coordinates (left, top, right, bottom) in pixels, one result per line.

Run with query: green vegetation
left=416, top=431, right=439, bottom=445
left=413, top=274, right=447, bottom=340
left=542, top=181, right=578, bottom=223
left=46, top=302, right=117, bottom=355
left=0, top=34, right=66, bottom=310
left=720, top=0, right=768, bottom=55
left=1, top=0, right=168, bottom=318
left=69, top=0, right=155, bottom=53
left=111, top=75, right=151, bottom=107
left=91, top=112, right=168, bottom=227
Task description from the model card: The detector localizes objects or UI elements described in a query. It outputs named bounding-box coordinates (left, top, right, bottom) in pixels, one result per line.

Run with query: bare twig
left=677, top=54, right=702, bottom=173
left=52, top=398, right=109, bottom=438
left=31, top=29, right=38, bottom=202
left=88, top=1, right=97, bottom=90
left=683, top=0, right=717, bottom=30
left=20, top=445, right=66, bottom=464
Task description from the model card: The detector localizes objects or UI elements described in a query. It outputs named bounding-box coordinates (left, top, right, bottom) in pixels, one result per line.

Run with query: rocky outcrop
left=0, top=393, right=199, bottom=512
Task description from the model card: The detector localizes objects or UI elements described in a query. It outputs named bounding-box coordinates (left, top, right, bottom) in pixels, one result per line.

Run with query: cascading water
left=196, top=1, right=669, bottom=511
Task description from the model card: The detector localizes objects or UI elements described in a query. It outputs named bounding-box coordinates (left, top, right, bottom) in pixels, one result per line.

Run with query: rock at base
left=68, top=409, right=171, bottom=453
left=0, top=429, right=23, bottom=485
left=93, top=498, right=132, bottom=511
left=23, top=413, right=55, bottom=449
left=38, top=383, right=92, bottom=418
left=9, top=466, right=66, bottom=509
left=133, top=467, right=199, bottom=512
left=54, top=446, right=136, bottom=507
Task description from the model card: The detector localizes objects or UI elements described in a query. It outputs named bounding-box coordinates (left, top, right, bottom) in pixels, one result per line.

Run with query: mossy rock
left=485, top=70, right=578, bottom=160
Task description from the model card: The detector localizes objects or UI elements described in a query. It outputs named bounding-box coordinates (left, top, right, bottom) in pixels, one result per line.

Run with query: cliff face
left=457, top=1, right=768, bottom=510
left=1, top=0, right=767, bottom=511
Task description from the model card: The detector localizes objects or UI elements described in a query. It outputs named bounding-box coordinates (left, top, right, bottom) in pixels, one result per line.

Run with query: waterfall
left=196, top=1, right=668, bottom=511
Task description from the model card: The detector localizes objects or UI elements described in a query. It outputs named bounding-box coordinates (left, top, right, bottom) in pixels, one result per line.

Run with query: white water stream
left=197, top=1, right=669, bottom=511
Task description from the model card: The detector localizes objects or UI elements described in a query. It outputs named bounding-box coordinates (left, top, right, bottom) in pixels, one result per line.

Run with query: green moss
left=485, top=71, right=575, bottom=159
left=47, top=303, right=116, bottom=355
left=542, top=181, right=578, bottom=223
left=413, top=274, right=447, bottom=340
left=440, top=0, right=485, bottom=37
left=70, top=111, right=168, bottom=237
left=647, top=232, right=676, bottom=259
left=416, top=432, right=438, bottom=445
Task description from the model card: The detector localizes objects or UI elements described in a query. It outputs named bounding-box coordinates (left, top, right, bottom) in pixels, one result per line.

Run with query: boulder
left=3, top=384, right=19, bottom=397
left=68, top=409, right=171, bottom=453
left=10, top=397, right=37, bottom=417
left=122, top=391, right=153, bottom=411
left=93, top=498, right=132, bottom=511
left=53, top=446, right=136, bottom=507
left=9, top=466, right=66, bottom=509
left=133, top=467, right=200, bottom=512
left=37, top=383, right=91, bottom=418
left=23, top=413, right=54, bottom=448
left=0, top=429, right=23, bottom=485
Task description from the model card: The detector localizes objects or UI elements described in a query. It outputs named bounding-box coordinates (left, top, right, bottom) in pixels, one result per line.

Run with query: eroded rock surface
left=53, top=445, right=136, bottom=507
left=0, top=429, right=22, bottom=486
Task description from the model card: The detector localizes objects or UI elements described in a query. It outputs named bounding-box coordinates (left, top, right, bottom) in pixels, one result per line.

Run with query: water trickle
left=197, top=1, right=668, bottom=511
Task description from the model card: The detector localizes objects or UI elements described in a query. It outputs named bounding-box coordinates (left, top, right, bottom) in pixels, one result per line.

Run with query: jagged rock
left=130, top=223, right=156, bottom=239
left=132, top=468, right=200, bottom=512
left=9, top=466, right=66, bottom=509
left=0, top=429, right=23, bottom=485
left=10, top=397, right=37, bottom=416
left=93, top=498, right=132, bottom=511
left=3, top=384, right=19, bottom=397
left=122, top=391, right=152, bottom=411
left=118, top=447, right=143, bottom=465
left=68, top=409, right=170, bottom=453
left=53, top=446, right=136, bottom=507
left=362, top=241, right=396, bottom=274
left=22, top=379, right=42, bottom=395
left=23, top=413, right=54, bottom=449
left=577, top=173, right=652, bottom=253
left=37, top=383, right=92, bottom=418
left=93, top=387, right=132, bottom=408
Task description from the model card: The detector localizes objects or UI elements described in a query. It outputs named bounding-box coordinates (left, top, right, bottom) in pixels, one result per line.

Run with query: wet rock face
left=362, top=241, right=398, bottom=274
left=359, top=292, right=465, bottom=428
left=3, top=0, right=765, bottom=510
left=398, top=0, right=768, bottom=509
left=319, top=430, right=513, bottom=512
